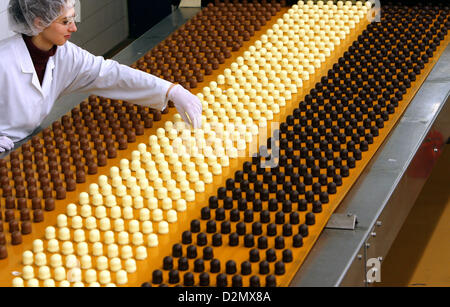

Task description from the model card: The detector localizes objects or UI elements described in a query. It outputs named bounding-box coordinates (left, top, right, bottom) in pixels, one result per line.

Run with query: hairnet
left=8, top=0, right=76, bottom=36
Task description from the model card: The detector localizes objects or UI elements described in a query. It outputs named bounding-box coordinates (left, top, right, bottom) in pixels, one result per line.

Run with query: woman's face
left=39, top=6, right=77, bottom=46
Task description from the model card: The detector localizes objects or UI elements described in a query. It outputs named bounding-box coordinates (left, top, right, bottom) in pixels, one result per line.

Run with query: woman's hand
left=167, top=84, right=202, bottom=129
left=0, top=136, right=14, bottom=153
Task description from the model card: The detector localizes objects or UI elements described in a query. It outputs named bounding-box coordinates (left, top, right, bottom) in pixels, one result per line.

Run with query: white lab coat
left=0, top=34, right=172, bottom=142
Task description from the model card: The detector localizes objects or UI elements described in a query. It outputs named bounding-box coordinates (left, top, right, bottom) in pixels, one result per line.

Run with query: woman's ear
left=33, top=17, right=46, bottom=32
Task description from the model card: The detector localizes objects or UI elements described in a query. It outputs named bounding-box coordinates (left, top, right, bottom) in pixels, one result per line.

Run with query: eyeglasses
left=55, top=16, right=77, bottom=27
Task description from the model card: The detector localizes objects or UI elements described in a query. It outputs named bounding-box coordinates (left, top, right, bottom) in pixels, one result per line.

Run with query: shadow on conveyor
left=377, top=145, right=450, bottom=286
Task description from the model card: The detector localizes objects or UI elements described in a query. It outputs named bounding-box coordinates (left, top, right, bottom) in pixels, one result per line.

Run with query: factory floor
left=377, top=145, right=450, bottom=287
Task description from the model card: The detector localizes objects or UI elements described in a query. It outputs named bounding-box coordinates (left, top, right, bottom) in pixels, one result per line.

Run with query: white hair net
left=8, top=0, right=76, bottom=36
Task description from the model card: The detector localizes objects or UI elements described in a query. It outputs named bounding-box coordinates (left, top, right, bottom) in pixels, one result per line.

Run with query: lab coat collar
left=14, top=34, right=44, bottom=95
left=41, top=57, right=55, bottom=95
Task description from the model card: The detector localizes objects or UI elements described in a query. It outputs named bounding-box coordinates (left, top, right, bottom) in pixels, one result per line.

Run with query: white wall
left=71, top=0, right=129, bottom=56
left=0, top=0, right=14, bottom=41
left=0, top=0, right=129, bottom=56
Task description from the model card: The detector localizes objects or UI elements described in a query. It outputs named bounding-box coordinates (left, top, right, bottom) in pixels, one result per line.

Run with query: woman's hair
left=8, top=0, right=75, bottom=36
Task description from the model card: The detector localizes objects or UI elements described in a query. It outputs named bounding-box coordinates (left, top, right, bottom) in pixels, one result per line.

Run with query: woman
left=0, top=0, right=202, bottom=152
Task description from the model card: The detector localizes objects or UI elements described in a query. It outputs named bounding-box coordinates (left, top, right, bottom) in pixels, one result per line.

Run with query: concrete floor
left=378, top=145, right=450, bottom=287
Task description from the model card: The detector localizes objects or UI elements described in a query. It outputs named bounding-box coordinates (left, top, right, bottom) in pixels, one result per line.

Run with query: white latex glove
left=167, top=84, right=202, bottom=129
left=0, top=136, right=14, bottom=153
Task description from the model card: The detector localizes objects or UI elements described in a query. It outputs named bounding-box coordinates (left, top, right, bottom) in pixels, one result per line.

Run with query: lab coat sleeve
left=61, top=42, right=172, bottom=111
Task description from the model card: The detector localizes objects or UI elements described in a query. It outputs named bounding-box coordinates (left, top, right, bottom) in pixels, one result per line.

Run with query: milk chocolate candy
left=20, top=208, right=30, bottom=221
left=11, top=231, right=22, bottom=245
left=31, top=197, right=42, bottom=210
left=9, top=220, right=20, bottom=233
left=33, top=209, right=44, bottom=223
left=0, top=245, right=7, bottom=259
left=4, top=210, right=15, bottom=222
left=45, top=198, right=56, bottom=211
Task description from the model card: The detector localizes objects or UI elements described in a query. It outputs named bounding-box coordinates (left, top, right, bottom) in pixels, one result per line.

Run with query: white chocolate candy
left=99, top=270, right=111, bottom=285
left=129, top=220, right=140, bottom=233
left=50, top=254, right=62, bottom=268
left=61, top=241, right=74, bottom=255
left=98, top=175, right=108, bottom=187
left=73, top=229, right=85, bottom=243
left=22, top=266, right=34, bottom=280
left=111, top=176, right=122, bottom=188
left=85, top=269, right=97, bottom=284
left=133, top=196, right=144, bottom=209
left=142, top=221, right=154, bottom=234
left=120, top=158, right=130, bottom=170
left=92, top=242, right=103, bottom=257
left=147, top=197, right=158, bottom=210
left=138, top=208, right=150, bottom=222
left=195, top=181, right=205, bottom=193
left=121, top=168, right=131, bottom=180
left=130, top=184, right=141, bottom=197
left=92, top=193, right=103, bottom=206
left=89, top=229, right=101, bottom=243
left=45, top=226, right=56, bottom=240
left=95, top=206, right=107, bottom=219
left=212, top=163, right=222, bottom=175
left=203, top=172, right=213, bottom=184
left=79, top=192, right=89, bottom=205
left=177, top=199, right=186, bottom=212
left=116, top=270, right=128, bottom=285
left=27, top=279, right=39, bottom=287
left=144, top=186, right=154, bottom=199
left=85, top=216, right=97, bottom=230
left=77, top=242, right=88, bottom=256
left=132, top=232, right=144, bottom=245
left=34, top=252, right=47, bottom=266
left=147, top=233, right=158, bottom=247
left=58, top=227, right=70, bottom=241
left=158, top=221, right=169, bottom=234
left=162, top=198, right=172, bottom=210
left=110, top=166, right=120, bottom=178
left=54, top=266, right=66, bottom=281
left=123, top=207, right=134, bottom=220
left=185, top=189, right=195, bottom=202
left=80, top=255, right=92, bottom=269
left=107, top=244, right=119, bottom=258
left=104, top=231, right=115, bottom=245
left=96, top=256, right=109, bottom=271
left=136, top=246, right=147, bottom=260
left=42, top=278, right=56, bottom=287
left=71, top=216, right=83, bottom=229
left=130, top=160, right=141, bottom=171
left=152, top=209, right=163, bottom=222
left=22, top=251, right=34, bottom=265
left=89, top=183, right=99, bottom=196
left=111, top=206, right=121, bottom=219
left=125, top=259, right=137, bottom=273
left=102, top=185, right=112, bottom=196
left=65, top=255, right=79, bottom=269
left=12, top=277, right=24, bottom=287
left=122, top=195, right=132, bottom=208
left=38, top=266, right=51, bottom=280
left=110, top=257, right=122, bottom=272
left=118, top=232, right=129, bottom=245
left=167, top=210, right=177, bottom=223
left=33, top=239, right=44, bottom=253
left=66, top=204, right=77, bottom=217
left=121, top=245, right=133, bottom=259
left=80, top=204, right=92, bottom=218
left=99, top=218, right=111, bottom=231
